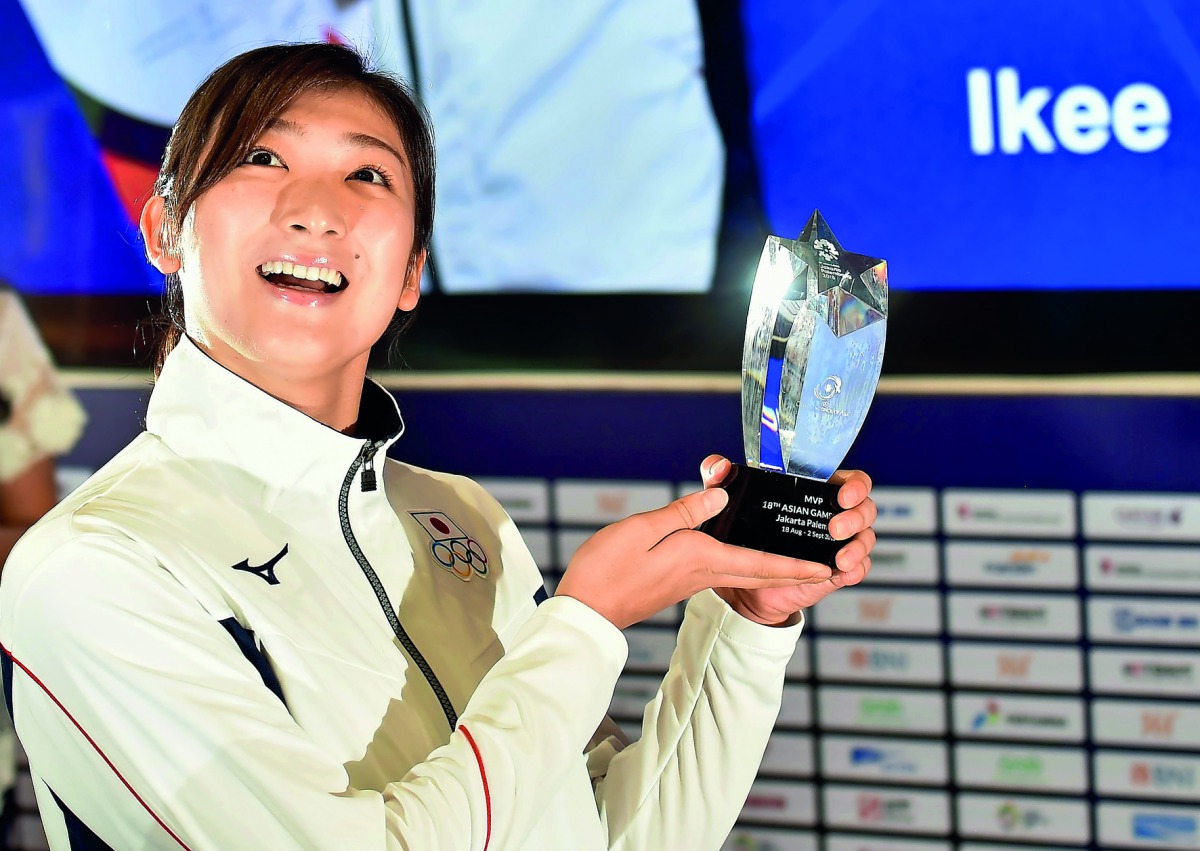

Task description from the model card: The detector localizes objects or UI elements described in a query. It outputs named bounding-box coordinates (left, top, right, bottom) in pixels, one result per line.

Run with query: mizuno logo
left=233, top=544, right=289, bottom=586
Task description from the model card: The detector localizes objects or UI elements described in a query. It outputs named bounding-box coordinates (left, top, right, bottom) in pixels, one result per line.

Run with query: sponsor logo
left=850, top=746, right=918, bottom=775
left=731, top=836, right=785, bottom=851
left=849, top=647, right=909, bottom=672
left=409, top=511, right=490, bottom=581
left=1113, top=507, right=1184, bottom=531
left=959, top=503, right=987, bottom=520
left=857, top=794, right=913, bottom=825
left=596, top=492, right=629, bottom=515
left=1122, top=660, right=1194, bottom=681
left=971, top=700, right=1068, bottom=731
left=1133, top=814, right=1198, bottom=842
left=967, top=67, right=1171, bottom=156
left=231, top=543, right=289, bottom=586
left=1141, top=711, right=1179, bottom=739
left=997, top=801, right=1048, bottom=832
left=986, top=563, right=1034, bottom=575
left=743, top=793, right=788, bottom=812
left=877, top=504, right=914, bottom=519
left=996, top=754, right=1045, bottom=782
left=1101, top=557, right=1200, bottom=582
left=980, top=604, right=1047, bottom=623
left=859, top=598, right=893, bottom=623
left=997, top=652, right=1034, bottom=679
left=1131, top=761, right=1197, bottom=791
left=856, top=697, right=905, bottom=725
left=1113, top=608, right=1200, bottom=634
left=956, top=503, right=1059, bottom=526
left=973, top=702, right=1002, bottom=729
left=984, top=549, right=1051, bottom=575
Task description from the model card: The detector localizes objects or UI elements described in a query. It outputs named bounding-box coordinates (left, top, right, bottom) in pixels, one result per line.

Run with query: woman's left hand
left=701, top=455, right=877, bottom=626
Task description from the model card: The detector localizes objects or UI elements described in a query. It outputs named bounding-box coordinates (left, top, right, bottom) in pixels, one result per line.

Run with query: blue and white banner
left=744, top=0, right=1200, bottom=289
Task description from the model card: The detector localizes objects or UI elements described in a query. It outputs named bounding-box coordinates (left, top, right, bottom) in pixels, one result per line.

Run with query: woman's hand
left=554, top=485, right=836, bottom=630
left=702, top=455, right=877, bottom=626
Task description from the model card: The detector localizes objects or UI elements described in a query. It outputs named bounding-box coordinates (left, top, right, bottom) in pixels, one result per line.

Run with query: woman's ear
left=139, top=196, right=181, bottom=274
left=398, top=250, right=426, bottom=312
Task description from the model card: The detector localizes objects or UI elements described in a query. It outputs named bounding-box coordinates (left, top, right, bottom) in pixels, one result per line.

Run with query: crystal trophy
left=700, top=210, right=887, bottom=567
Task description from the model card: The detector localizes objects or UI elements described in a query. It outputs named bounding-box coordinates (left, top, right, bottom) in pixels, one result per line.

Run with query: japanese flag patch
left=409, top=511, right=490, bottom=581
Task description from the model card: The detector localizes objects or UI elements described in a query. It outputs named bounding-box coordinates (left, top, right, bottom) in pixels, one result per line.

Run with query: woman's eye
left=349, top=166, right=391, bottom=187
left=244, top=149, right=283, bottom=167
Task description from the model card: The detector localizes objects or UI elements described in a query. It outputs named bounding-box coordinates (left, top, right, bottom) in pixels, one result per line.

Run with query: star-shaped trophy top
left=789, top=209, right=887, bottom=337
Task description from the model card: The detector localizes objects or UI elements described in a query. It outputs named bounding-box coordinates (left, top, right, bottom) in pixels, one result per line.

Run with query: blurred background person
left=0, top=282, right=86, bottom=847
left=15, top=0, right=724, bottom=296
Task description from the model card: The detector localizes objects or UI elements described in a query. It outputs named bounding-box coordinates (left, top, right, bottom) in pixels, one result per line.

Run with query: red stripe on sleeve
left=1, top=644, right=192, bottom=850
left=458, top=724, right=492, bottom=851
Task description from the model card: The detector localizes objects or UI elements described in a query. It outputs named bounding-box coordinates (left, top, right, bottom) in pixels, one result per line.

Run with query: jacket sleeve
left=2, top=530, right=627, bottom=851
left=590, top=589, right=803, bottom=850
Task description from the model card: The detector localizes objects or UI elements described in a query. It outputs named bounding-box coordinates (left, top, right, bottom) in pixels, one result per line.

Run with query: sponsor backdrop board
left=56, top=384, right=1200, bottom=850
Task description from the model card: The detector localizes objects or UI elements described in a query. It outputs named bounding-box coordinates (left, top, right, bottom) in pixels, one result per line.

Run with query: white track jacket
left=0, top=337, right=804, bottom=850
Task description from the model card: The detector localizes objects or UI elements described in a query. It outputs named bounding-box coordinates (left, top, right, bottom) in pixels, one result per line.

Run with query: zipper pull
left=360, top=446, right=378, bottom=493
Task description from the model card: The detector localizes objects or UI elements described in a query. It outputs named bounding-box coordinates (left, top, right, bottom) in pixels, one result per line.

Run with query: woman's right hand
left=553, top=487, right=834, bottom=629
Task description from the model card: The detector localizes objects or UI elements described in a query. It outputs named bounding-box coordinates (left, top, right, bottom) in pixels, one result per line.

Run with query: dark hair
left=147, top=42, right=435, bottom=376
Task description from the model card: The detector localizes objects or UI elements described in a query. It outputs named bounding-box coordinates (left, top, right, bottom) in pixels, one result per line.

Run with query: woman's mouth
left=257, top=261, right=348, bottom=294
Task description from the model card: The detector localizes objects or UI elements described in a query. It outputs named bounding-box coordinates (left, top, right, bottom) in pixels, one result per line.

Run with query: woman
left=0, top=43, right=876, bottom=850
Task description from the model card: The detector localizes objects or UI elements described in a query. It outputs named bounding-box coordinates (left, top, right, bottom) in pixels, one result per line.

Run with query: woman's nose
left=274, top=178, right=347, bottom=237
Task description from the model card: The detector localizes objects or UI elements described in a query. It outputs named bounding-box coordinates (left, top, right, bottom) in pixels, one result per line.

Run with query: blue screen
left=743, top=0, right=1200, bottom=289
left=0, top=0, right=160, bottom=295
left=5, top=0, right=1199, bottom=296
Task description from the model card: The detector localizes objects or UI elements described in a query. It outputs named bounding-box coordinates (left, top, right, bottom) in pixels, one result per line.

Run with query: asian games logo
left=814, top=374, right=843, bottom=401
left=814, top=238, right=839, bottom=263
left=409, top=511, right=490, bottom=581
left=814, top=374, right=850, bottom=417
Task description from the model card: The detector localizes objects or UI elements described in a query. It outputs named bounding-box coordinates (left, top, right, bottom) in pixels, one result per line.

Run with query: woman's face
left=157, top=86, right=422, bottom=384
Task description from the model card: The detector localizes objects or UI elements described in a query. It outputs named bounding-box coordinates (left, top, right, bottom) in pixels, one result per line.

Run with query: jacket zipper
left=339, top=440, right=458, bottom=730
left=360, top=451, right=377, bottom=492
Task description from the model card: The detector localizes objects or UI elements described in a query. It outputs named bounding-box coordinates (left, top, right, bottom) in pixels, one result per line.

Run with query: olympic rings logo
left=430, top=535, right=489, bottom=580
left=410, top=511, right=491, bottom=582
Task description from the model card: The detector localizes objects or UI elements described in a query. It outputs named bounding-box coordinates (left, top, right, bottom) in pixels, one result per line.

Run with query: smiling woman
left=138, top=44, right=433, bottom=430
left=141, top=81, right=425, bottom=431
left=0, top=42, right=877, bottom=851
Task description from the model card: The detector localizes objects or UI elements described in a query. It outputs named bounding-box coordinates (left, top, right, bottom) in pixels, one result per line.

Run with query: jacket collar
left=146, top=335, right=404, bottom=499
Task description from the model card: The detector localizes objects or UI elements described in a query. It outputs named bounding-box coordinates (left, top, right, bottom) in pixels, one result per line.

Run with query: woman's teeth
left=258, top=261, right=346, bottom=292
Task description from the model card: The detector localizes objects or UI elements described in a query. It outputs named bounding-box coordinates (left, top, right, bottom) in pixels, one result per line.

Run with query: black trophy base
left=699, top=463, right=843, bottom=568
